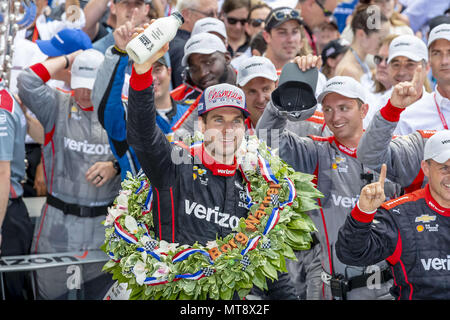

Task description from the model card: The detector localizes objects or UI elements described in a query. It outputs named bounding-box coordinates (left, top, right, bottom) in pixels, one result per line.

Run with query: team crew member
left=236, top=55, right=328, bottom=137
left=336, top=130, right=450, bottom=300
left=17, top=49, right=121, bottom=300
left=0, top=81, right=33, bottom=299
left=392, top=24, right=450, bottom=135
left=256, top=61, right=401, bottom=300
left=357, top=65, right=435, bottom=193
left=126, top=34, right=297, bottom=299
left=170, top=32, right=237, bottom=136
left=92, top=21, right=189, bottom=180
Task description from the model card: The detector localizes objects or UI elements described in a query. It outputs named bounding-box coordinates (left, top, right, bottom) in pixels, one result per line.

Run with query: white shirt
left=394, top=88, right=447, bottom=135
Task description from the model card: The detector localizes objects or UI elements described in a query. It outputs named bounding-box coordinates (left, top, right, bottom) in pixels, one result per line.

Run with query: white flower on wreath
left=241, top=151, right=258, bottom=172
left=151, top=262, right=171, bottom=279
left=125, top=215, right=139, bottom=234
left=116, top=192, right=129, bottom=212
left=205, top=240, right=218, bottom=250
left=105, top=207, right=122, bottom=226
left=133, top=260, right=148, bottom=285
left=154, top=240, right=179, bottom=255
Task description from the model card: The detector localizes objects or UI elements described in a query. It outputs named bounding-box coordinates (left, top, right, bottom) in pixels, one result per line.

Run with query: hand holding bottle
left=130, top=21, right=170, bottom=75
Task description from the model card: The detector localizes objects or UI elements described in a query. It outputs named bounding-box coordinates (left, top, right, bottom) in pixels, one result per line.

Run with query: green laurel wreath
left=100, top=135, right=323, bottom=300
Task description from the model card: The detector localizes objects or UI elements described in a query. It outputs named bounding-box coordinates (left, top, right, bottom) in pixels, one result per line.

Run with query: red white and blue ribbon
left=135, top=179, right=149, bottom=194
left=142, top=277, right=169, bottom=286
left=174, top=269, right=210, bottom=281
left=279, top=177, right=296, bottom=208
left=114, top=217, right=138, bottom=244
left=142, top=187, right=153, bottom=215
left=136, top=247, right=162, bottom=261
left=239, top=164, right=253, bottom=192
left=263, top=208, right=280, bottom=235
left=172, top=248, right=213, bottom=264
left=258, top=153, right=279, bottom=184
left=241, top=235, right=261, bottom=256
left=245, top=184, right=255, bottom=209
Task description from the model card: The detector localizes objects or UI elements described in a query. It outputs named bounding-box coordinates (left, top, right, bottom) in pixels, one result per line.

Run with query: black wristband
left=112, top=160, right=121, bottom=175
left=63, top=55, right=70, bottom=69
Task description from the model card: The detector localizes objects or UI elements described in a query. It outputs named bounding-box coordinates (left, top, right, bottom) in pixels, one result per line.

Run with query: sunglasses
left=189, top=8, right=218, bottom=18
left=249, top=18, right=264, bottom=27
left=226, top=16, right=247, bottom=25
left=269, top=8, right=301, bottom=22
left=374, top=55, right=388, bottom=65
left=315, top=0, right=333, bottom=17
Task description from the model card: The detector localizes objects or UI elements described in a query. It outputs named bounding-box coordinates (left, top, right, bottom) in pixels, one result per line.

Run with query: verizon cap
left=236, top=56, right=278, bottom=87
left=182, top=33, right=227, bottom=67
left=317, top=76, right=366, bottom=104
left=71, top=49, right=105, bottom=90
left=424, top=130, right=450, bottom=164
left=428, top=23, right=450, bottom=48
left=387, top=34, right=428, bottom=63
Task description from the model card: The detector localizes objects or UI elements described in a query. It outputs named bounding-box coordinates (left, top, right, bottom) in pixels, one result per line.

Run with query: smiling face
left=241, top=77, right=276, bottom=126
left=188, top=52, right=229, bottom=90
left=201, top=107, right=246, bottom=164
left=263, top=20, right=303, bottom=68
left=422, top=159, right=450, bottom=208
left=321, top=92, right=368, bottom=142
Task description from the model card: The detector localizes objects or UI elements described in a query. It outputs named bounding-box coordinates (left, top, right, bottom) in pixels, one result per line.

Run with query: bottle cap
left=172, top=11, right=184, bottom=25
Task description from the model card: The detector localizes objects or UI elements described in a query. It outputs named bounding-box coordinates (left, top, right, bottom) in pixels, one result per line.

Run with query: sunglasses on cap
left=374, top=55, right=388, bottom=65
left=226, top=16, right=247, bottom=25
left=248, top=18, right=264, bottom=27
left=269, top=8, right=301, bottom=22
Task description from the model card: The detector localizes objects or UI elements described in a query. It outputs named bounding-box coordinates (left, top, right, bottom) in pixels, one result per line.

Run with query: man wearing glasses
left=169, top=0, right=219, bottom=88
left=295, top=0, right=338, bottom=55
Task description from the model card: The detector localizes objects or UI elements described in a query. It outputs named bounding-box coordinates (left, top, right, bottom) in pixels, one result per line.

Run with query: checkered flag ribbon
left=202, top=267, right=215, bottom=277
left=240, top=255, right=251, bottom=270
left=261, top=239, right=271, bottom=249
left=109, top=233, right=121, bottom=242
left=271, top=194, right=279, bottom=207
left=143, top=240, right=158, bottom=252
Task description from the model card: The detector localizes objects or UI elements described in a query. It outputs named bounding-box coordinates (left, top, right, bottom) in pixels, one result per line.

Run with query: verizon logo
left=185, top=200, right=239, bottom=229
left=64, top=137, right=110, bottom=155
left=421, top=255, right=450, bottom=271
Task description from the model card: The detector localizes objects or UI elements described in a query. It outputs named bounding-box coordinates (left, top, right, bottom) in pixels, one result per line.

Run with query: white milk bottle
left=126, top=12, right=184, bottom=64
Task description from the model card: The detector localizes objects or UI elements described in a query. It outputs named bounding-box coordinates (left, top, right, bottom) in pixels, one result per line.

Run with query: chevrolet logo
left=415, top=214, right=436, bottom=223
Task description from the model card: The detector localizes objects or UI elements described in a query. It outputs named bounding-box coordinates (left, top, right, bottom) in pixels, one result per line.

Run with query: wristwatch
left=112, top=160, right=121, bottom=176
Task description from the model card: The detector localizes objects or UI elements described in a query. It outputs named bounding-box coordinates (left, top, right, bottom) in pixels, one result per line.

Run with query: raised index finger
left=378, top=163, right=387, bottom=186
left=412, top=64, right=423, bottom=89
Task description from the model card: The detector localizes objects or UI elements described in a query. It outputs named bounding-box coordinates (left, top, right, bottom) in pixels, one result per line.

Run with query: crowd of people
left=0, top=0, right=448, bottom=301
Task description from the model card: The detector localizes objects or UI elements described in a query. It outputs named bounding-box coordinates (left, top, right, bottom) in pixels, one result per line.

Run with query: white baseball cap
left=387, top=35, right=428, bottom=64
left=192, top=17, right=227, bottom=40
left=236, top=56, right=278, bottom=87
left=182, top=33, right=227, bottom=67
left=317, top=76, right=366, bottom=104
left=424, top=130, right=450, bottom=164
left=71, top=49, right=105, bottom=90
left=428, top=23, right=450, bottom=48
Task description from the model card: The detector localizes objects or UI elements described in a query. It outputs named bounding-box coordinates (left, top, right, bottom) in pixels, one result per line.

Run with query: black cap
left=271, top=62, right=318, bottom=121
left=428, top=15, right=450, bottom=32
left=321, top=38, right=349, bottom=66
left=265, top=7, right=303, bottom=33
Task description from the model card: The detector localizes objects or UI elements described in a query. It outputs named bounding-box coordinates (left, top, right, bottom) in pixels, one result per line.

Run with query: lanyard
left=350, top=48, right=370, bottom=75
left=434, top=93, right=448, bottom=130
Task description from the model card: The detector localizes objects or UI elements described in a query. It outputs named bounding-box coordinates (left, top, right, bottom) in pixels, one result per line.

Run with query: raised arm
left=357, top=65, right=427, bottom=190
left=126, top=25, right=177, bottom=188
left=336, top=165, right=400, bottom=266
